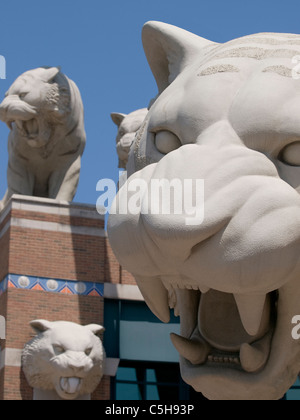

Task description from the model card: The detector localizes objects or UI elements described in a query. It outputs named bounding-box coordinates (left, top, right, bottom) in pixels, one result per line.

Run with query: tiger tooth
left=168, top=289, right=180, bottom=317
left=240, top=343, right=265, bottom=373
left=199, top=285, right=210, bottom=294
left=135, top=276, right=170, bottom=323
left=15, top=120, right=23, bottom=130
left=240, top=330, right=272, bottom=373
left=170, top=333, right=211, bottom=365
left=177, top=289, right=200, bottom=338
left=174, top=306, right=180, bottom=318
left=234, top=294, right=267, bottom=336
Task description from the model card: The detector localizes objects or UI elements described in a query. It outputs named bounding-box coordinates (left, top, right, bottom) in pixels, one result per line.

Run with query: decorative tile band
left=0, top=274, right=104, bottom=297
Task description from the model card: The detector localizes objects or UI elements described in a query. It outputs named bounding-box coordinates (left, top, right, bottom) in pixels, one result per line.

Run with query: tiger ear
left=30, top=320, right=52, bottom=334
left=142, top=21, right=217, bottom=94
left=111, top=113, right=126, bottom=128
left=85, top=324, right=105, bottom=337
left=40, top=66, right=61, bottom=83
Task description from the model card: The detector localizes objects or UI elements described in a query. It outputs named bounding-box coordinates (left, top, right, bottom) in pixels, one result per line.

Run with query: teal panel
left=147, top=385, right=160, bottom=400
left=104, top=299, right=181, bottom=361
left=146, top=369, right=157, bottom=382
left=116, top=367, right=138, bottom=382
left=120, top=300, right=180, bottom=324
left=103, top=300, right=120, bottom=358
left=286, top=389, right=300, bottom=401
left=119, top=320, right=180, bottom=362
left=116, top=382, right=142, bottom=401
left=286, top=378, right=300, bottom=400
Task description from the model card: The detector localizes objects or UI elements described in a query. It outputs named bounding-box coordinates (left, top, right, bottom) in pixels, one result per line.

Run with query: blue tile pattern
left=0, top=274, right=104, bottom=297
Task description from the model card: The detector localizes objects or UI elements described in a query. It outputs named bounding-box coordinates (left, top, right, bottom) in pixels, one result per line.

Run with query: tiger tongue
left=60, top=377, right=81, bottom=394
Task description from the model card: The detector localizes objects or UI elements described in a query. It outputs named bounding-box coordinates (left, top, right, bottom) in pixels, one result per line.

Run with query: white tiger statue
left=0, top=67, right=86, bottom=209
left=22, top=320, right=105, bottom=400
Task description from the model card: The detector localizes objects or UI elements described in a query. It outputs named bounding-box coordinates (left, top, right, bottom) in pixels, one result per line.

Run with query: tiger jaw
left=10, top=117, right=52, bottom=147
left=136, top=274, right=300, bottom=400
left=169, top=287, right=275, bottom=373
left=13, top=118, right=39, bottom=139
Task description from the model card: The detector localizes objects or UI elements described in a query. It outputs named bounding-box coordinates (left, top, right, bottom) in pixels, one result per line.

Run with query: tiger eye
left=280, top=142, right=300, bottom=166
left=155, top=131, right=181, bottom=154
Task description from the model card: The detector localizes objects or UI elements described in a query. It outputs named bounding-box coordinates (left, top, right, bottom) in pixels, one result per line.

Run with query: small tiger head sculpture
left=111, top=108, right=148, bottom=169
left=22, top=320, right=105, bottom=400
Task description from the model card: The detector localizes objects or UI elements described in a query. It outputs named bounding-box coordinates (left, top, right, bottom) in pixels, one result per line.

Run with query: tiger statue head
left=0, top=66, right=73, bottom=148
left=108, top=22, right=300, bottom=400
left=22, top=320, right=105, bottom=400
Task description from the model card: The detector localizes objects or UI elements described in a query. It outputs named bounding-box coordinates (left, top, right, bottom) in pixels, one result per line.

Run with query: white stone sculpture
left=22, top=320, right=105, bottom=400
left=0, top=67, right=86, bottom=209
left=108, top=21, right=300, bottom=400
left=111, top=108, right=148, bottom=169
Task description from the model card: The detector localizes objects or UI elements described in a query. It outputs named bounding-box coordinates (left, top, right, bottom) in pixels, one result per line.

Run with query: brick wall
left=1, top=288, right=107, bottom=400
left=105, top=239, right=136, bottom=286
left=0, top=196, right=113, bottom=400
left=7, top=205, right=105, bottom=283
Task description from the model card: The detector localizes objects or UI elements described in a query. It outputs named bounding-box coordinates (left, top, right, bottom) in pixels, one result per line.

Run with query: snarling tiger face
left=108, top=22, right=300, bottom=400
left=22, top=320, right=105, bottom=400
left=0, top=67, right=71, bottom=148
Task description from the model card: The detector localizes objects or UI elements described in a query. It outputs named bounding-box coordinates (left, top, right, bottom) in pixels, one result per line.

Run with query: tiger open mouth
left=141, top=275, right=299, bottom=400
left=60, top=377, right=82, bottom=394
left=168, top=287, right=277, bottom=374
left=56, top=377, right=83, bottom=400
left=8, top=118, right=39, bottom=139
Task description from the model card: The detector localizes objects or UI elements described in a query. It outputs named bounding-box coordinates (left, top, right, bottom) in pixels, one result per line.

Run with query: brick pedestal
left=0, top=195, right=110, bottom=400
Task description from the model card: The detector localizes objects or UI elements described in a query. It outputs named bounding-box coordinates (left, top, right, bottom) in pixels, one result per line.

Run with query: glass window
left=146, top=385, right=160, bottom=400
left=112, top=361, right=187, bottom=401
left=117, top=367, right=138, bottom=382
left=103, top=300, right=180, bottom=362
left=146, top=369, right=157, bottom=382
left=116, top=383, right=142, bottom=401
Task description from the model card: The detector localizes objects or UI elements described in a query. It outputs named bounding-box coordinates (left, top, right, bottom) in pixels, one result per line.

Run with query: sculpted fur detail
left=108, top=22, right=300, bottom=400
left=22, top=320, right=105, bottom=400
left=0, top=67, right=86, bottom=208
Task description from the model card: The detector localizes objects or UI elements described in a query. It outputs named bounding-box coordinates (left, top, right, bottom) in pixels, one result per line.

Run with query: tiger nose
left=69, top=364, right=85, bottom=374
left=67, top=352, right=91, bottom=372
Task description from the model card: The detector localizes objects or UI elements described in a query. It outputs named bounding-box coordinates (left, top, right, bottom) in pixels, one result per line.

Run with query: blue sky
left=0, top=0, right=300, bottom=205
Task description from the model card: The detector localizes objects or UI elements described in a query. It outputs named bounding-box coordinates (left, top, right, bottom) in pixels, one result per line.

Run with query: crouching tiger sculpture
left=0, top=66, right=86, bottom=209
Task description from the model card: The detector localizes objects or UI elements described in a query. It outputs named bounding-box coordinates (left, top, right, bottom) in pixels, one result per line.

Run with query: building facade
left=0, top=195, right=298, bottom=400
